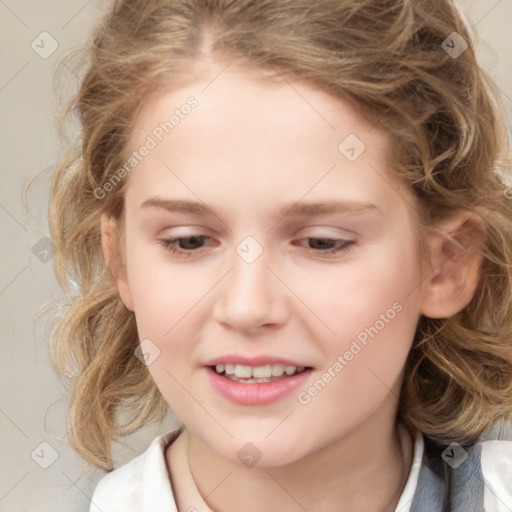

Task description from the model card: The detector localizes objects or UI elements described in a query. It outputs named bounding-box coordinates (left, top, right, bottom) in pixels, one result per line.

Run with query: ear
left=419, top=211, right=486, bottom=319
left=100, top=213, right=134, bottom=311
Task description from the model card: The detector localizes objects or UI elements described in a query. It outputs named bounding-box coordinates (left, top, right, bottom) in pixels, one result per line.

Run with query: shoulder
left=411, top=430, right=512, bottom=511
left=89, top=429, right=181, bottom=512
left=481, top=438, right=512, bottom=511
left=89, top=453, right=145, bottom=512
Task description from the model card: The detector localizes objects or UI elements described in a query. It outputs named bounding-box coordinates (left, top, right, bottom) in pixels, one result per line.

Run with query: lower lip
left=205, top=366, right=313, bottom=406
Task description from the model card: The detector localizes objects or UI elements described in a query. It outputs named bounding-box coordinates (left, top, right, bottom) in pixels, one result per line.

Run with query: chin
left=210, top=429, right=307, bottom=469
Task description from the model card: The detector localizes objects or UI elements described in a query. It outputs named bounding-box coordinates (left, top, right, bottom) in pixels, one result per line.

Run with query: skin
left=101, top=58, right=484, bottom=512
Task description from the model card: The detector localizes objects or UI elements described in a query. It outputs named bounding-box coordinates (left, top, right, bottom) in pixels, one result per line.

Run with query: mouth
left=209, top=363, right=311, bottom=384
left=203, top=356, right=314, bottom=405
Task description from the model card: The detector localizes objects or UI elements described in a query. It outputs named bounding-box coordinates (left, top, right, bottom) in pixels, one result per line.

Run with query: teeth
left=234, top=364, right=252, bottom=378
left=271, top=364, right=284, bottom=376
left=252, top=365, right=271, bottom=378
left=213, top=363, right=307, bottom=379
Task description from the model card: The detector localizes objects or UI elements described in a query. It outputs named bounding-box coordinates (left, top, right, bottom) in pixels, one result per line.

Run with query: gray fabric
left=410, top=434, right=484, bottom=512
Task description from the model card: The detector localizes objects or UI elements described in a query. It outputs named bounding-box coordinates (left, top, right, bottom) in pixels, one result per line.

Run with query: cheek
left=306, top=235, right=421, bottom=391
left=305, top=235, right=420, bottom=340
left=125, top=246, right=212, bottom=392
left=125, top=238, right=207, bottom=336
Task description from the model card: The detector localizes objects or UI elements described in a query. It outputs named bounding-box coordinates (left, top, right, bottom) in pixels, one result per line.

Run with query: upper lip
left=203, top=355, right=312, bottom=368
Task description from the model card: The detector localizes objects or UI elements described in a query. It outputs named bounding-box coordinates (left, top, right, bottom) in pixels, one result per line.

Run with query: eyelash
left=158, top=235, right=356, bottom=257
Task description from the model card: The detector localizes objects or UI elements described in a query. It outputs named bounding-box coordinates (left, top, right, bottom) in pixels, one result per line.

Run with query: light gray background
left=1, top=1, right=511, bottom=510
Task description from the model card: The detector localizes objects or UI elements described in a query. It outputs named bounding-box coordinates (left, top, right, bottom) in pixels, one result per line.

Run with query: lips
left=203, top=355, right=313, bottom=405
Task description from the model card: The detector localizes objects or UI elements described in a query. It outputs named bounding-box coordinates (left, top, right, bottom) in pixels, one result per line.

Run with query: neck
left=168, top=418, right=414, bottom=512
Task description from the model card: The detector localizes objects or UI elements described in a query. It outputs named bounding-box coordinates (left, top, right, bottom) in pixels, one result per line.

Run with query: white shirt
left=89, top=428, right=512, bottom=512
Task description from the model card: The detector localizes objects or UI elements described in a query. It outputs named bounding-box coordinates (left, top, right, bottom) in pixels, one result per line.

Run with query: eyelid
left=158, top=232, right=357, bottom=258
left=297, top=224, right=358, bottom=236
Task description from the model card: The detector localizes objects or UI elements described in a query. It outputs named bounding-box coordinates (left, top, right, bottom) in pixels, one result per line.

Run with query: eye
left=158, top=235, right=214, bottom=257
left=295, top=237, right=356, bottom=255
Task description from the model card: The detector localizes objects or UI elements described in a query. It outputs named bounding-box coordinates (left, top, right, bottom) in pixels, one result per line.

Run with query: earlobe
left=419, top=212, right=485, bottom=319
left=100, top=213, right=134, bottom=311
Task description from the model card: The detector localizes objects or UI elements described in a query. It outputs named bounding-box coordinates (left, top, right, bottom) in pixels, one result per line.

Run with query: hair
left=45, top=0, right=512, bottom=472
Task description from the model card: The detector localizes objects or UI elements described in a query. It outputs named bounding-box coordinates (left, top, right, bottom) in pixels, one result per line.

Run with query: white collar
left=90, top=427, right=425, bottom=512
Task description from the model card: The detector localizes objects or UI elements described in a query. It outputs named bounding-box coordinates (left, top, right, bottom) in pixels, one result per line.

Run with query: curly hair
left=45, top=0, right=512, bottom=472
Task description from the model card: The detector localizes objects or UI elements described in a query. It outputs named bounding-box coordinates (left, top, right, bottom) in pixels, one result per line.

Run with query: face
left=111, top=61, right=426, bottom=467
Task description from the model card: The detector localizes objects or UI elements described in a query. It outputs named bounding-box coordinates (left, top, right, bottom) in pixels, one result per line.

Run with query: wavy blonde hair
left=45, top=0, right=512, bottom=472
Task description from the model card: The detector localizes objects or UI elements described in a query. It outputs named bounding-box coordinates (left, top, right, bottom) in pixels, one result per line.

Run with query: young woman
left=47, top=1, right=512, bottom=510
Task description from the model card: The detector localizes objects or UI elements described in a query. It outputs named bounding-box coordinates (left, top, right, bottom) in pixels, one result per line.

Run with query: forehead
left=123, top=62, right=410, bottom=215
left=131, top=62, right=387, bottom=152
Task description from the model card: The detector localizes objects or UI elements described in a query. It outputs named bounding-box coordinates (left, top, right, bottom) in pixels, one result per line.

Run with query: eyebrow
left=140, top=197, right=379, bottom=218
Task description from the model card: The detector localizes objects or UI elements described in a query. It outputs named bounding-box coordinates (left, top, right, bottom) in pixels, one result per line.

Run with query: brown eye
left=158, top=235, right=212, bottom=256
left=296, top=238, right=356, bottom=255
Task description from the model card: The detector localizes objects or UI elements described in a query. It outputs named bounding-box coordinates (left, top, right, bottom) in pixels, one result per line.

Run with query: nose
left=212, top=242, right=289, bottom=333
